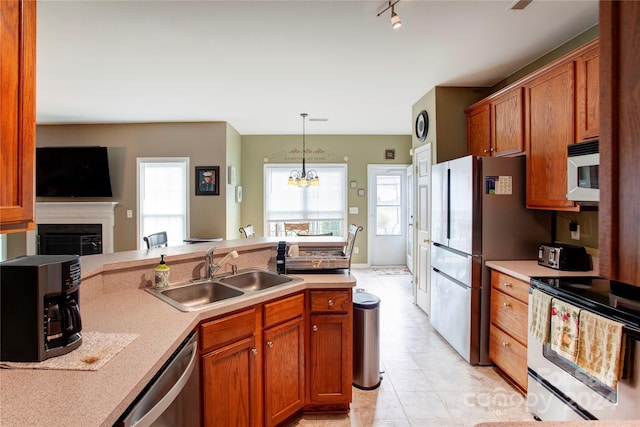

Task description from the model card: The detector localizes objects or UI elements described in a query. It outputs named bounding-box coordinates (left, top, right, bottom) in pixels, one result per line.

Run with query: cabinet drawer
left=490, top=289, right=528, bottom=345
left=264, top=293, right=304, bottom=328
left=491, top=271, right=530, bottom=303
left=201, top=308, right=256, bottom=352
left=309, top=290, right=351, bottom=313
left=489, top=325, right=528, bottom=391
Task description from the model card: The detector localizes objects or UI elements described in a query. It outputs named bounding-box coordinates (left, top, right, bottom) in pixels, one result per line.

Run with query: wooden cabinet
left=263, top=294, right=305, bottom=427
left=466, top=102, right=491, bottom=156
left=466, top=88, right=524, bottom=158
left=489, top=271, right=529, bottom=391
left=201, top=308, right=261, bottom=426
left=0, top=0, right=36, bottom=233
left=524, top=61, right=578, bottom=211
left=575, top=46, right=600, bottom=141
left=599, top=2, right=640, bottom=286
left=306, top=290, right=352, bottom=410
left=491, top=87, right=524, bottom=156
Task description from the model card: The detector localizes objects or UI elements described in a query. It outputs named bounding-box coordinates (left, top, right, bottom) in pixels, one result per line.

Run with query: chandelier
left=288, top=113, right=320, bottom=187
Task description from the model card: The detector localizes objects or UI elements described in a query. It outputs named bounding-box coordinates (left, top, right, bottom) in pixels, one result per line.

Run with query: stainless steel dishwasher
left=115, top=331, right=199, bottom=427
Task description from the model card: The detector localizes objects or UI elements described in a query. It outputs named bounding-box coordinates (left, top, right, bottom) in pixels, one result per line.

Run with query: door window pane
left=376, top=175, right=401, bottom=235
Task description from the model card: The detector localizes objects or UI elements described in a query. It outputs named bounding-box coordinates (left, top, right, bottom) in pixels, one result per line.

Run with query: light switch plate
left=126, top=209, right=133, bottom=219
left=349, top=207, right=359, bottom=214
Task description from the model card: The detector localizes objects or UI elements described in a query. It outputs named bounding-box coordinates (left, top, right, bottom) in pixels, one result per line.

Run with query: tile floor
left=290, top=267, right=534, bottom=427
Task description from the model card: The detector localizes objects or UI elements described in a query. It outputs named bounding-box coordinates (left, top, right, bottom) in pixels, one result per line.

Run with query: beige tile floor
left=289, top=267, right=533, bottom=427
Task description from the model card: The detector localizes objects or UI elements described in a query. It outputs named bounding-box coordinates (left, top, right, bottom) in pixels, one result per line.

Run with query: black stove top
left=530, top=276, right=640, bottom=334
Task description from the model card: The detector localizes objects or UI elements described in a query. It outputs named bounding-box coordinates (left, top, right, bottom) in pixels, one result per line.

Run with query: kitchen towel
left=550, top=298, right=581, bottom=362
left=529, top=289, right=553, bottom=344
left=0, top=331, right=138, bottom=371
left=576, top=310, right=626, bottom=388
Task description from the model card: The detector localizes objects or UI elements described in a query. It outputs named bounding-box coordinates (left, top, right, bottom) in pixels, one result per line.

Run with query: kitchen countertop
left=0, top=239, right=355, bottom=427
left=486, top=259, right=599, bottom=282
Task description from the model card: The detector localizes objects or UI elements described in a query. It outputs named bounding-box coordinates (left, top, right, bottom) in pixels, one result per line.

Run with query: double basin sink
left=147, top=269, right=302, bottom=312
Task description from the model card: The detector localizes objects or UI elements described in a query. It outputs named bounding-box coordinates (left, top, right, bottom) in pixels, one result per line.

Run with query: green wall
left=35, top=122, right=238, bottom=251
left=240, top=134, right=412, bottom=264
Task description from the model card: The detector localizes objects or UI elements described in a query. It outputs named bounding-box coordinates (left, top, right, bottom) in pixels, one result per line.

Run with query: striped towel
left=577, top=310, right=626, bottom=388
left=550, top=299, right=581, bottom=363
left=529, top=289, right=553, bottom=344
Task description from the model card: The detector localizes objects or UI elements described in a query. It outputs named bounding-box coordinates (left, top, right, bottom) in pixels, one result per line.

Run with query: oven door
left=527, top=291, right=640, bottom=421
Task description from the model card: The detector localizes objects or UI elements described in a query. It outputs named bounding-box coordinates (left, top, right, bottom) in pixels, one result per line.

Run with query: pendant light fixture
left=377, top=0, right=402, bottom=29
left=288, top=113, right=320, bottom=187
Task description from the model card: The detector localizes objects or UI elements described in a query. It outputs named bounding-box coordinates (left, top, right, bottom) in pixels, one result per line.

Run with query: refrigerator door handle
left=432, top=266, right=469, bottom=290
left=446, top=168, right=451, bottom=240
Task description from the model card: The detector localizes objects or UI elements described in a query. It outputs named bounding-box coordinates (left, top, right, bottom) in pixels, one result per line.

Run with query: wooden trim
left=598, top=1, right=618, bottom=279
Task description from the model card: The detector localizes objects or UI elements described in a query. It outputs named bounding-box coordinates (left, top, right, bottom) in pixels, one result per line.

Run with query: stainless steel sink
left=147, top=269, right=300, bottom=312
left=147, top=280, right=244, bottom=312
left=219, top=269, right=298, bottom=292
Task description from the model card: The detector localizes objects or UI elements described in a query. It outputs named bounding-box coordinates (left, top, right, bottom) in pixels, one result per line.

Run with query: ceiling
left=36, top=0, right=599, bottom=135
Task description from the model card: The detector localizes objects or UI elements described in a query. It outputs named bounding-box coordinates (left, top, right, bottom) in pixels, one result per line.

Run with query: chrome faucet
left=205, top=247, right=239, bottom=278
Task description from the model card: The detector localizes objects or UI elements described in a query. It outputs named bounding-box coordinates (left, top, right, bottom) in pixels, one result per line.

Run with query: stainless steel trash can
left=352, top=291, right=381, bottom=390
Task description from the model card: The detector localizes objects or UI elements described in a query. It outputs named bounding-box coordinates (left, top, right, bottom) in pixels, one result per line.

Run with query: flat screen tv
left=36, top=146, right=113, bottom=197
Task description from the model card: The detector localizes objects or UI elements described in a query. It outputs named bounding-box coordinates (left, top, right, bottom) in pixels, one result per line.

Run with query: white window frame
left=263, top=163, right=348, bottom=237
left=137, top=157, right=190, bottom=248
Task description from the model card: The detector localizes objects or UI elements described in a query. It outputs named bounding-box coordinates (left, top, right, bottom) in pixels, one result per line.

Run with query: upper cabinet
left=466, top=86, right=525, bottom=158
left=575, top=46, right=600, bottom=141
left=599, top=2, right=640, bottom=286
left=524, top=62, right=577, bottom=211
left=465, top=38, right=599, bottom=212
left=0, top=0, right=36, bottom=233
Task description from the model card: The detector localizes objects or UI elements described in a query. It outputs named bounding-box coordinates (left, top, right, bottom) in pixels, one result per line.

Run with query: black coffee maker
left=0, top=255, right=83, bottom=362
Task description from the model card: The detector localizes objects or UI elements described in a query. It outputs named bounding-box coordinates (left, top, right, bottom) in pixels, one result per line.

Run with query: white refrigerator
left=430, top=155, right=551, bottom=365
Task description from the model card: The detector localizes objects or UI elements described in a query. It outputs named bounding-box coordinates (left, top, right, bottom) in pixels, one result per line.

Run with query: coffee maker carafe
left=0, top=255, right=83, bottom=362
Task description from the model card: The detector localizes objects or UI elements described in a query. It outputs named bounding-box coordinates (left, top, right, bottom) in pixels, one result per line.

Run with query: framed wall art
left=195, top=166, right=220, bottom=195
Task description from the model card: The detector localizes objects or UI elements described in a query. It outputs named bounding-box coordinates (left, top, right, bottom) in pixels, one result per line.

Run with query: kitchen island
left=0, top=237, right=355, bottom=427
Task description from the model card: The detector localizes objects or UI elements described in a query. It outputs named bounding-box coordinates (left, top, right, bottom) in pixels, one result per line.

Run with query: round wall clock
left=415, top=110, right=429, bottom=141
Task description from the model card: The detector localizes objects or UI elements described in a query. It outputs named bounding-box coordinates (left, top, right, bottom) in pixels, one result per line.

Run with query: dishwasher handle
left=119, top=333, right=199, bottom=427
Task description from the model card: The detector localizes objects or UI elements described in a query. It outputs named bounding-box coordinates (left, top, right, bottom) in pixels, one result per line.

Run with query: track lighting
left=377, top=1, right=402, bottom=30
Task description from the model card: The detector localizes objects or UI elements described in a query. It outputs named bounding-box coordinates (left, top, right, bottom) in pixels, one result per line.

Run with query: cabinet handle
left=327, top=299, right=334, bottom=307
left=503, top=302, right=511, bottom=308
left=483, top=149, right=489, bottom=153
left=502, top=341, right=510, bottom=347
left=267, top=341, right=273, bottom=348
left=251, top=348, right=258, bottom=356
left=312, top=325, right=318, bottom=332
left=503, top=282, right=512, bottom=288
left=490, top=147, right=495, bottom=152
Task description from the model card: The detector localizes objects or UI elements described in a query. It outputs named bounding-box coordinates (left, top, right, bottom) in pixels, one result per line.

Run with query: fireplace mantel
left=27, top=202, right=118, bottom=255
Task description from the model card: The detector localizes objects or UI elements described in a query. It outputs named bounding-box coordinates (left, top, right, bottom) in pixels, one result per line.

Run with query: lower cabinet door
left=202, top=336, right=260, bottom=427
left=264, top=317, right=305, bottom=426
left=308, top=314, right=352, bottom=405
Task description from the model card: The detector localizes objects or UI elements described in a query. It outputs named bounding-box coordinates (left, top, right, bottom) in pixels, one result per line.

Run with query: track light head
left=391, top=8, right=402, bottom=29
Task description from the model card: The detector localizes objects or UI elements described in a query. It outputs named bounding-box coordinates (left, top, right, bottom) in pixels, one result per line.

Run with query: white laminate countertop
left=0, top=239, right=355, bottom=427
left=485, top=259, right=599, bottom=282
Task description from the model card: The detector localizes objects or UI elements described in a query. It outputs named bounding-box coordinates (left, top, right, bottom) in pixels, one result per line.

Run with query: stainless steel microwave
left=567, top=140, right=598, bottom=202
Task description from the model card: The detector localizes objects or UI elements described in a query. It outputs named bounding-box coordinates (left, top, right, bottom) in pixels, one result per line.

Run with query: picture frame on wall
left=195, top=166, right=220, bottom=195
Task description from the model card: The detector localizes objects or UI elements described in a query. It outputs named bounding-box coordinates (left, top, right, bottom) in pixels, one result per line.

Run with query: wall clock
left=415, top=110, right=429, bottom=141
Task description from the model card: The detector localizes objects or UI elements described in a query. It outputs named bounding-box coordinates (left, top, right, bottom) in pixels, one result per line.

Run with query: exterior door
left=414, top=145, right=431, bottom=314
left=406, top=164, right=414, bottom=273
left=368, top=165, right=408, bottom=266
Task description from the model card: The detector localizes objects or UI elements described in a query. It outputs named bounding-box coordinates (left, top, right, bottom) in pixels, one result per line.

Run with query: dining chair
left=143, top=231, right=168, bottom=249
left=239, top=224, right=255, bottom=238
left=284, top=222, right=309, bottom=236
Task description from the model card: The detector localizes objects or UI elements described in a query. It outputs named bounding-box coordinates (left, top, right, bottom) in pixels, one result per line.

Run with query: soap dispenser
left=154, top=255, right=170, bottom=288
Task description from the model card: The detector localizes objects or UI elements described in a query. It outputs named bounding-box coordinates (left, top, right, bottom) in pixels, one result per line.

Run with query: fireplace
left=38, top=224, right=103, bottom=256
left=26, top=202, right=118, bottom=256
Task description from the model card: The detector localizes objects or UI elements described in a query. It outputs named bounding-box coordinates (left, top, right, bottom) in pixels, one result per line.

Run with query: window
left=376, top=175, right=402, bottom=235
left=264, top=164, right=347, bottom=236
left=137, top=158, right=189, bottom=248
